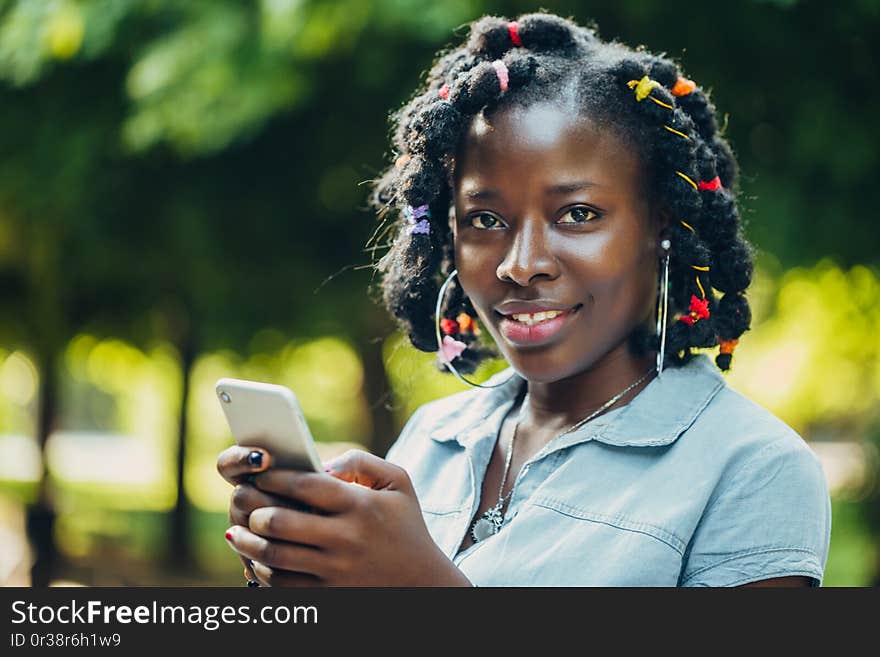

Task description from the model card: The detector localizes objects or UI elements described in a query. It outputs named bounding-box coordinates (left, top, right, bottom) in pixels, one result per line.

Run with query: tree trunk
left=27, top=348, right=60, bottom=587
left=168, top=331, right=198, bottom=570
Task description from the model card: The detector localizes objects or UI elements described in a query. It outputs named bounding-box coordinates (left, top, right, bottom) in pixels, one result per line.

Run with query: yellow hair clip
left=627, top=76, right=662, bottom=102
left=663, top=125, right=690, bottom=140
left=694, top=275, right=706, bottom=299
left=675, top=171, right=699, bottom=192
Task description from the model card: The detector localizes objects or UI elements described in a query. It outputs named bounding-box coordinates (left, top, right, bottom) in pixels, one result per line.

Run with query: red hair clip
left=698, top=176, right=722, bottom=191
left=680, top=295, right=710, bottom=326
left=440, top=318, right=458, bottom=335
left=508, top=21, right=523, bottom=47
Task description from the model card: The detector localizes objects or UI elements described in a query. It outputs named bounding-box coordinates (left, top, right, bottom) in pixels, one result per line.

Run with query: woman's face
left=451, top=101, right=665, bottom=383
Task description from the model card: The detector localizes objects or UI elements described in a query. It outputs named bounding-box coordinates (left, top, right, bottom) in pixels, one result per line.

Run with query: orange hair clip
left=671, top=77, right=696, bottom=97
left=456, top=313, right=480, bottom=335
left=719, top=338, right=739, bottom=355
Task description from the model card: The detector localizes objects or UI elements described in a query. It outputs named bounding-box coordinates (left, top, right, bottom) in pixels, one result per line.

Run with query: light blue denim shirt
left=385, top=353, right=832, bottom=587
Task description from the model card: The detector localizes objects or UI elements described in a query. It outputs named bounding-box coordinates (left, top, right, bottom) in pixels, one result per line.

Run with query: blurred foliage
left=725, top=256, right=880, bottom=437
left=0, top=0, right=877, bottom=584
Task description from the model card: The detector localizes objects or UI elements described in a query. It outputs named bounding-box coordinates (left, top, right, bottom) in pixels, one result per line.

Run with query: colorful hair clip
left=437, top=335, right=467, bottom=365
left=407, top=219, right=430, bottom=235
left=456, top=312, right=479, bottom=334
left=404, top=204, right=431, bottom=235
left=679, top=294, right=710, bottom=326
left=698, top=176, right=722, bottom=191
left=675, top=171, right=699, bottom=192
left=404, top=204, right=430, bottom=219
left=626, top=75, right=675, bottom=110
left=671, top=77, right=696, bottom=97
left=719, top=337, right=739, bottom=355
left=508, top=21, right=523, bottom=47
left=492, top=60, right=509, bottom=92
left=439, top=83, right=450, bottom=100
left=440, top=318, right=459, bottom=335
left=663, top=124, right=690, bottom=140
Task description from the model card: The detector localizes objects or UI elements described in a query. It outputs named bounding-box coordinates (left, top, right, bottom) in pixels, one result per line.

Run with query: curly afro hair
left=367, top=12, right=754, bottom=375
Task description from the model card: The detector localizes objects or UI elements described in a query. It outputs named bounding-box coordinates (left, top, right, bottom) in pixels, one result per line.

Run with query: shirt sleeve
left=680, top=436, right=832, bottom=587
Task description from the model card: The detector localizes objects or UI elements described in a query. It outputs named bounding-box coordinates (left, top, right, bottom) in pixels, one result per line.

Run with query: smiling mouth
left=494, top=304, right=583, bottom=347
left=495, top=304, right=583, bottom=324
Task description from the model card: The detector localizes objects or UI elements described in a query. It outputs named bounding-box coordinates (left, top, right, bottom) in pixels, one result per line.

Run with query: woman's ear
left=654, top=202, right=674, bottom=241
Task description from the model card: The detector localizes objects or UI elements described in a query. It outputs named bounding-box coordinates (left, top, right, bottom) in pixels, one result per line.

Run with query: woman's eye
left=470, top=213, right=504, bottom=230
left=558, top=207, right=600, bottom=224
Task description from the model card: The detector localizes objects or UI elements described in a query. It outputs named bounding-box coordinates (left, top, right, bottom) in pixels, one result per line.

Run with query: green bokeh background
left=0, top=0, right=877, bottom=586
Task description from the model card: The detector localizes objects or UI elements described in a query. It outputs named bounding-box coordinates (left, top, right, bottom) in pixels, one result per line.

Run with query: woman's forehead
left=453, top=102, right=642, bottom=194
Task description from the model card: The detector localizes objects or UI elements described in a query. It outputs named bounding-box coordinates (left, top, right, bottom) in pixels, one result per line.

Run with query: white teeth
left=510, top=310, right=564, bottom=325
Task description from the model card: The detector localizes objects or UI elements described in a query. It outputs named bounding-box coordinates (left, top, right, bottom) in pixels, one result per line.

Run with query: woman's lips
left=497, top=305, right=581, bottom=347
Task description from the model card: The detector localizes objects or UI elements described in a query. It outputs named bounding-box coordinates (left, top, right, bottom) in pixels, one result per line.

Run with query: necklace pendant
left=471, top=505, right=504, bottom=543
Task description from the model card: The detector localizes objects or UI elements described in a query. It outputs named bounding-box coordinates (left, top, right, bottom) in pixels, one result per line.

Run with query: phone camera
left=220, top=391, right=231, bottom=403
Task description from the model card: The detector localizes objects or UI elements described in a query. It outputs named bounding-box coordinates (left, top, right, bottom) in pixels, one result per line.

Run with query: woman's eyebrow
left=462, top=188, right=497, bottom=200
left=461, top=180, right=603, bottom=200
left=547, top=180, right=604, bottom=194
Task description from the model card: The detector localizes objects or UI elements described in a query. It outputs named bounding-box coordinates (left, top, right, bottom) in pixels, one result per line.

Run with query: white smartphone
left=215, top=377, right=323, bottom=472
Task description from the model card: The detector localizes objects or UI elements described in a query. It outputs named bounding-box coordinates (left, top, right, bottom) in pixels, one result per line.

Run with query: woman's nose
left=496, top=219, right=560, bottom=286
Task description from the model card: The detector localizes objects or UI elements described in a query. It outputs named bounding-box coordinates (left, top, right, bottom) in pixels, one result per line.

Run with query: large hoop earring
left=436, top=269, right=515, bottom=389
left=656, top=240, right=671, bottom=378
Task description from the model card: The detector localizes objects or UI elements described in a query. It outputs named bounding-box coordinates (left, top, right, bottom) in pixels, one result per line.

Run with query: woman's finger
left=252, top=470, right=356, bottom=514
left=216, top=445, right=272, bottom=486
left=228, top=484, right=313, bottom=586
left=224, top=525, right=326, bottom=577
left=248, top=506, right=339, bottom=549
left=229, top=483, right=294, bottom=527
left=250, top=560, right=323, bottom=587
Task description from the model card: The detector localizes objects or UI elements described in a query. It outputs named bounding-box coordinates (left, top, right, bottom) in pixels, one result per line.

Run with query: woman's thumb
left=323, top=449, right=408, bottom=491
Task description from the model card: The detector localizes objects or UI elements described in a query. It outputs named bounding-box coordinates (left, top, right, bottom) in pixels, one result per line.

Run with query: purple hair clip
left=408, top=219, right=430, bottom=235
left=404, top=204, right=430, bottom=219
left=404, top=204, right=431, bottom=235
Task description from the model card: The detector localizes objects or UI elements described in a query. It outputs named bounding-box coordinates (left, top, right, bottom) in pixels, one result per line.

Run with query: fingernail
left=247, top=451, right=264, bottom=468
left=225, top=529, right=234, bottom=541
left=247, top=579, right=260, bottom=588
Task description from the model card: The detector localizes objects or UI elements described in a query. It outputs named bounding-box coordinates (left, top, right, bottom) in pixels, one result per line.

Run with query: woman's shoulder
left=678, top=380, right=832, bottom=586
left=680, top=377, right=830, bottom=543
left=690, top=378, right=821, bottom=469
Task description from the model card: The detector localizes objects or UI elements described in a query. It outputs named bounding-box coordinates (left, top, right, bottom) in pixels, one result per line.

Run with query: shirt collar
left=428, top=353, right=726, bottom=449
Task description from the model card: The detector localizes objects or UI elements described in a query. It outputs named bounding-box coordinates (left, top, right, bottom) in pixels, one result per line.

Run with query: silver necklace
left=469, top=366, right=656, bottom=543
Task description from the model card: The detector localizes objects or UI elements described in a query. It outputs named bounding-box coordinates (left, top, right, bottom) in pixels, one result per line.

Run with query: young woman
left=217, top=12, right=831, bottom=586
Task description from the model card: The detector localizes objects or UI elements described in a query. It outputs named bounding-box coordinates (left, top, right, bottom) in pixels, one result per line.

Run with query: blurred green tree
left=0, top=0, right=877, bottom=584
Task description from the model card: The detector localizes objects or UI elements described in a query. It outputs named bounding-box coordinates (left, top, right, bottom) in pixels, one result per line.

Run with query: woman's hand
left=217, top=445, right=278, bottom=584
left=221, top=448, right=472, bottom=587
